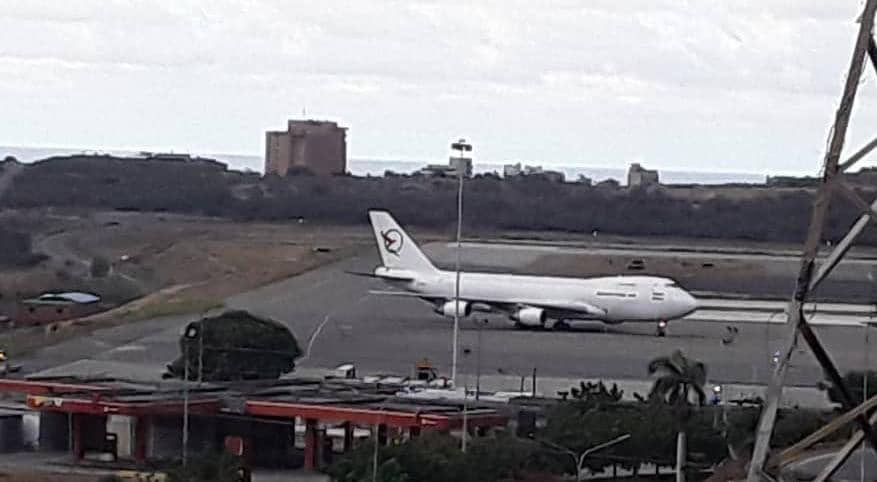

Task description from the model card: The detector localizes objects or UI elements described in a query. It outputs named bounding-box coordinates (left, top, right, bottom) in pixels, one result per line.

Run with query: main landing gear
left=551, top=319, right=572, bottom=331
left=656, top=320, right=668, bottom=337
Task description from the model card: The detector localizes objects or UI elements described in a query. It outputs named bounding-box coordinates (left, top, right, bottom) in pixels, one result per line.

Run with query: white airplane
left=358, top=210, right=698, bottom=335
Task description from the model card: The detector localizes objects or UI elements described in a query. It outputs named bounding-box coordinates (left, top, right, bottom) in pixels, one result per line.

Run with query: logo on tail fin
left=381, top=229, right=403, bottom=256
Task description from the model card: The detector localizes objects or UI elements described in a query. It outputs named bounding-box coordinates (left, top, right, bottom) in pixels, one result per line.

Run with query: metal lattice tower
left=747, top=2, right=877, bottom=480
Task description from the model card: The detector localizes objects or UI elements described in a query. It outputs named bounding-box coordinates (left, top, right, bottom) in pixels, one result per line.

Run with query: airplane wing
left=369, top=291, right=607, bottom=318
left=347, top=269, right=417, bottom=281
left=536, top=300, right=607, bottom=317
left=369, top=290, right=435, bottom=298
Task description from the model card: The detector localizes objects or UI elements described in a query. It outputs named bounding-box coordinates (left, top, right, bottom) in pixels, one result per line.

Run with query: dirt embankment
left=0, top=210, right=373, bottom=322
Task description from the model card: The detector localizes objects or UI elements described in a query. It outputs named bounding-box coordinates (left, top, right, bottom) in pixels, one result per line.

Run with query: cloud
left=0, top=0, right=874, bottom=174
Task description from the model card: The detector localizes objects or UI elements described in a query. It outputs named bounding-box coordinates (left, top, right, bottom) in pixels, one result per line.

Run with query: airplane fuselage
left=380, top=268, right=698, bottom=323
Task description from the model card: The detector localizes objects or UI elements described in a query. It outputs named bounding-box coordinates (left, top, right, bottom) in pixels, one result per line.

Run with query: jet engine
left=437, top=300, right=471, bottom=318
left=510, top=307, right=546, bottom=327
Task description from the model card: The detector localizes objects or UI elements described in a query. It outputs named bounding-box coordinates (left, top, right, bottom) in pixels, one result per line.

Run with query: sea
left=0, top=145, right=769, bottom=186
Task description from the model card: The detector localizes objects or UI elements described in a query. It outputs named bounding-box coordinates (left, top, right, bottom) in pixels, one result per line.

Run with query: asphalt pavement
left=785, top=449, right=877, bottom=481
left=17, top=241, right=877, bottom=399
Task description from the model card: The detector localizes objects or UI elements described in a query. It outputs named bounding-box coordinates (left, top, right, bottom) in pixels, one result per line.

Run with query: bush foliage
left=165, top=310, right=302, bottom=381
left=5, top=155, right=877, bottom=246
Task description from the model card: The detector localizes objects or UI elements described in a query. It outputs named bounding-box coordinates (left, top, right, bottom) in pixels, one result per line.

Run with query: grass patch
left=112, top=296, right=222, bottom=323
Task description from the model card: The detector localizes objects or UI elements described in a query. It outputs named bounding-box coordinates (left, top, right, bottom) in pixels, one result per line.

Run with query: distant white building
left=503, top=163, right=564, bottom=182
left=503, top=163, right=522, bottom=177
left=503, top=163, right=545, bottom=177
left=420, top=156, right=472, bottom=178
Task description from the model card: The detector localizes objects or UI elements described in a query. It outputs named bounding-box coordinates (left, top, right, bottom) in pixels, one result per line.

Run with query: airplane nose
left=683, top=291, right=698, bottom=314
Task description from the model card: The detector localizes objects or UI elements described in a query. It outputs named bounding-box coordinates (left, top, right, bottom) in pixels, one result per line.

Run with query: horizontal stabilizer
left=346, top=269, right=417, bottom=281
left=369, top=290, right=428, bottom=298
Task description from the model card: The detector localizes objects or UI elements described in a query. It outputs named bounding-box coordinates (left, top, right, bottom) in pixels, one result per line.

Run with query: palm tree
left=648, top=350, right=707, bottom=482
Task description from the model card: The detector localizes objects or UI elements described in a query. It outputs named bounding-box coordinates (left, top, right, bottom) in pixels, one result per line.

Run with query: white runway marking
left=108, top=344, right=147, bottom=353
left=301, top=315, right=331, bottom=363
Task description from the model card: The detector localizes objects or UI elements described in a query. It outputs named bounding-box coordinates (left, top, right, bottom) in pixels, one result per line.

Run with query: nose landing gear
left=656, top=320, right=668, bottom=337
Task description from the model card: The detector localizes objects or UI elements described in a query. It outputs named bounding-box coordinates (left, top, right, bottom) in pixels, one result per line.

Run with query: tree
left=166, top=451, right=247, bottom=482
left=819, top=370, right=877, bottom=406
left=648, top=350, right=707, bottom=482
left=328, top=432, right=556, bottom=482
left=569, top=381, right=623, bottom=403
left=164, top=310, right=301, bottom=381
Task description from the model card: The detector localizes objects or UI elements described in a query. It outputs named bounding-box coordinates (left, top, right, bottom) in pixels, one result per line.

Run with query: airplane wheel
left=656, top=320, right=668, bottom=337
left=553, top=320, right=571, bottom=331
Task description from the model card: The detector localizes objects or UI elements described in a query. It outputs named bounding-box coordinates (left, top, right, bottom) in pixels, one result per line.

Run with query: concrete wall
left=265, top=131, right=291, bottom=177
left=292, top=125, right=345, bottom=176
left=107, top=415, right=133, bottom=458
left=265, top=120, right=347, bottom=176
left=22, top=413, right=38, bottom=449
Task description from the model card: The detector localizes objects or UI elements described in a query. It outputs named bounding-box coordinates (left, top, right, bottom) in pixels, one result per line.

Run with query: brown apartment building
left=265, top=120, right=347, bottom=176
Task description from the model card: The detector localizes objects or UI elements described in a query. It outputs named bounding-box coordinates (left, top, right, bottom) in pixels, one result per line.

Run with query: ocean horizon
left=1, top=145, right=770, bottom=186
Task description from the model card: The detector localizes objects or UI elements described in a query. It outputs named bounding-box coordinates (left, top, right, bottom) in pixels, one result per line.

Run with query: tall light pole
left=181, top=320, right=202, bottom=466
left=475, top=318, right=485, bottom=401
left=450, top=139, right=471, bottom=387
left=182, top=339, right=189, bottom=466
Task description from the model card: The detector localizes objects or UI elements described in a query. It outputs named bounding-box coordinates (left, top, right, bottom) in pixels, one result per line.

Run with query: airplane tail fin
left=368, top=210, right=438, bottom=273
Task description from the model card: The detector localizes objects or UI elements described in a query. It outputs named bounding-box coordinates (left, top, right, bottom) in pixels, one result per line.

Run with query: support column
left=71, top=414, right=84, bottom=461
left=342, top=422, right=354, bottom=452
left=321, top=428, right=334, bottom=467
left=134, top=416, right=148, bottom=463
left=377, top=424, right=387, bottom=446
left=408, top=426, right=421, bottom=439
left=303, top=419, right=318, bottom=471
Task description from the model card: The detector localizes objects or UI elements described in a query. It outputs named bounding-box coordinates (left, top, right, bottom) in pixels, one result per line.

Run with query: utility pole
left=746, top=2, right=877, bottom=479
left=475, top=319, right=484, bottom=401
left=182, top=341, right=189, bottom=466
left=450, top=139, right=471, bottom=387
left=372, top=424, right=379, bottom=482
left=462, top=379, right=469, bottom=453
left=197, top=322, right=204, bottom=386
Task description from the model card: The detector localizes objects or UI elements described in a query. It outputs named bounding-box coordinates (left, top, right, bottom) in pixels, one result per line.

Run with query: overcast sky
left=2, top=1, right=877, bottom=174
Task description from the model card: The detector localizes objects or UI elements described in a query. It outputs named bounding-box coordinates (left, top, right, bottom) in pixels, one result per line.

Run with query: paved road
left=221, top=249, right=877, bottom=388
left=18, top=242, right=877, bottom=396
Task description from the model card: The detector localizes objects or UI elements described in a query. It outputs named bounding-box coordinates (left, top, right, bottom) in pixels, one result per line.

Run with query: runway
left=19, top=241, right=877, bottom=401
left=220, top=250, right=874, bottom=387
